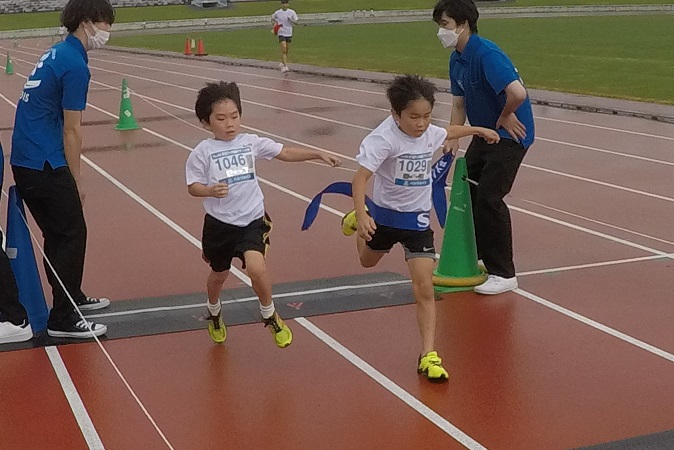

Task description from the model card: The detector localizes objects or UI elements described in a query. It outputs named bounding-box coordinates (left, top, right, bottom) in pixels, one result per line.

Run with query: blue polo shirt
left=11, top=34, right=90, bottom=170
left=449, top=34, right=535, bottom=149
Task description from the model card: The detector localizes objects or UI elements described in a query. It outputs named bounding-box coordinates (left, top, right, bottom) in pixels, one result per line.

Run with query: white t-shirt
left=185, top=135, right=283, bottom=226
left=356, top=116, right=448, bottom=212
left=272, top=8, right=298, bottom=37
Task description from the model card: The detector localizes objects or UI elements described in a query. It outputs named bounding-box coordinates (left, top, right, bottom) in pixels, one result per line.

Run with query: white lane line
left=2, top=58, right=482, bottom=449
left=13, top=47, right=673, bottom=173
left=8, top=63, right=668, bottom=270
left=1, top=92, right=176, bottom=450
left=85, top=279, right=411, bottom=319
left=99, top=49, right=674, bottom=143
left=81, top=154, right=248, bottom=286
left=87, top=54, right=389, bottom=113
left=536, top=136, right=674, bottom=167
left=131, top=91, right=357, bottom=162
left=515, top=289, right=674, bottom=364
left=10, top=47, right=674, bottom=190
left=517, top=254, right=673, bottom=277
left=3, top=52, right=668, bottom=442
left=54, top=75, right=674, bottom=262
left=87, top=52, right=674, bottom=167
left=295, top=317, right=487, bottom=450
left=509, top=205, right=671, bottom=257
left=45, top=346, right=105, bottom=450
left=517, top=198, right=674, bottom=248
left=519, top=163, right=674, bottom=204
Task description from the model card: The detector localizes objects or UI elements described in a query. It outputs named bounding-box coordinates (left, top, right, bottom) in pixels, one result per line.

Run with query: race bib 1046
left=210, top=147, right=255, bottom=184
left=394, top=152, right=432, bottom=187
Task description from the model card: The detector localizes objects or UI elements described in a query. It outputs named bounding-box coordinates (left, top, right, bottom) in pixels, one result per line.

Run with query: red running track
left=1, top=39, right=673, bottom=449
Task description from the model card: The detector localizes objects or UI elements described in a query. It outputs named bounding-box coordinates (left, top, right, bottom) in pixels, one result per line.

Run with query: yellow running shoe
left=207, top=312, right=227, bottom=344
left=418, top=351, right=449, bottom=382
left=341, top=209, right=358, bottom=236
left=263, top=312, right=293, bottom=348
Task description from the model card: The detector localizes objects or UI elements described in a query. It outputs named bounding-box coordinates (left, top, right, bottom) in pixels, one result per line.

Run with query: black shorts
left=278, top=36, right=292, bottom=43
left=201, top=213, right=272, bottom=272
left=366, top=224, right=436, bottom=261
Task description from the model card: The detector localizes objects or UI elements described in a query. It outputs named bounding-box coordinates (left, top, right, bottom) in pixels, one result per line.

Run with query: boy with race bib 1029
left=343, top=75, right=499, bottom=382
left=186, top=81, right=341, bottom=347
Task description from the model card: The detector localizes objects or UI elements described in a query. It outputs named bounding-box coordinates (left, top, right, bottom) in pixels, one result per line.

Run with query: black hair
left=386, top=75, right=436, bottom=116
left=281, top=0, right=289, bottom=3
left=432, top=0, right=479, bottom=34
left=60, top=0, right=115, bottom=33
left=195, top=81, right=242, bottom=123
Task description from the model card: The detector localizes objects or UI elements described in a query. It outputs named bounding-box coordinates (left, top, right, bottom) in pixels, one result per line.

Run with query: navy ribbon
left=430, top=152, right=454, bottom=228
left=302, top=153, right=454, bottom=230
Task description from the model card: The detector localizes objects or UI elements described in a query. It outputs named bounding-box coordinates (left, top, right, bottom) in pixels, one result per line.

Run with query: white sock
left=207, top=300, right=221, bottom=317
left=260, top=302, right=275, bottom=319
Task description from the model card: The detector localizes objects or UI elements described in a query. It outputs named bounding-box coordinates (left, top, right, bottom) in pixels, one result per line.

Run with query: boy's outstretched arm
left=352, top=167, right=377, bottom=241
left=188, top=182, right=229, bottom=198
left=275, top=147, right=342, bottom=167
left=442, top=125, right=500, bottom=155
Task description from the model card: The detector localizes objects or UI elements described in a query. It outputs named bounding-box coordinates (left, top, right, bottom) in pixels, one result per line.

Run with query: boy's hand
left=442, top=138, right=459, bottom=156
left=209, top=183, right=229, bottom=198
left=495, top=113, right=525, bottom=142
left=320, top=154, right=342, bottom=167
left=356, top=212, right=376, bottom=241
left=478, top=128, right=501, bottom=144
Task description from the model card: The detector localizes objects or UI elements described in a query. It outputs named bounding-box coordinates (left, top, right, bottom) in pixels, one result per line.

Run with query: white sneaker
left=0, top=319, right=33, bottom=344
left=279, top=62, right=284, bottom=68
left=281, top=65, right=290, bottom=73
left=474, top=275, right=518, bottom=295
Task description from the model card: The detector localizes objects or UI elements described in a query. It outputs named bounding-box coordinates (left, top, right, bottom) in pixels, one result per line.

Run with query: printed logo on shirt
left=210, top=146, right=255, bottom=184
left=417, top=213, right=431, bottom=229
left=20, top=50, right=55, bottom=103
left=394, top=152, right=432, bottom=187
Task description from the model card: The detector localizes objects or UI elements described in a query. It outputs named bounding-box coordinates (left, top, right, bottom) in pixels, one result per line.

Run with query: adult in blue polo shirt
left=433, top=0, right=535, bottom=295
left=10, top=0, right=115, bottom=339
left=0, top=142, right=32, bottom=344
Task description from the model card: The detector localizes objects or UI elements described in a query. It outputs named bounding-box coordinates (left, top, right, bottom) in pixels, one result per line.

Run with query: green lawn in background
left=1, top=0, right=673, bottom=31
left=111, top=15, right=674, bottom=104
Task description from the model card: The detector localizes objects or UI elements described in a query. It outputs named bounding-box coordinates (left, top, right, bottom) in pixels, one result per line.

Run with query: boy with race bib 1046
left=186, top=81, right=341, bottom=347
left=343, top=75, right=499, bottom=382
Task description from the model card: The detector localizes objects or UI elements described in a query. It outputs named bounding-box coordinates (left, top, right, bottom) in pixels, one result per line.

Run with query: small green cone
left=433, top=157, right=487, bottom=293
left=5, top=54, right=14, bottom=75
left=115, top=79, right=141, bottom=131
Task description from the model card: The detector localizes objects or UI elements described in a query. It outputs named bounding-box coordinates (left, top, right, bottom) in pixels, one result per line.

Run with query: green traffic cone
left=115, top=79, right=141, bottom=131
left=5, top=53, right=14, bottom=75
left=433, top=157, right=487, bottom=293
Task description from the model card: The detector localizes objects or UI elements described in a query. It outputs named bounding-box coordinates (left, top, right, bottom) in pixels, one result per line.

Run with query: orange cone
left=195, top=38, right=208, bottom=57
left=184, top=37, right=192, bottom=56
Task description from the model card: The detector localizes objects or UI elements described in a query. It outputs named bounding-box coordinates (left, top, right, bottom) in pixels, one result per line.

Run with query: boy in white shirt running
left=186, top=81, right=341, bottom=347
left=271, top=0, right=298, bottom=73
left=344, top=75, right=499, bottom=381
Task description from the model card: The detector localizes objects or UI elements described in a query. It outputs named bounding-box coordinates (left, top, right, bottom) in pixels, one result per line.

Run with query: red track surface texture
left=1, top=39, right=673, bottom=449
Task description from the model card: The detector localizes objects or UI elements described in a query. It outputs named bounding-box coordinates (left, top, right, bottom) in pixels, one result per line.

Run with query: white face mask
left=437, top=26, right=462, bottom=48
left=86, top=24, right=110, bottom=50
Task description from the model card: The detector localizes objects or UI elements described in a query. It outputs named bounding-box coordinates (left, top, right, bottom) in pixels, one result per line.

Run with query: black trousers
left=12, top=163, right=87, bottom=326
left=465, top=137, right=528, bottom=279
left=0, top=229, right=28, bottom=325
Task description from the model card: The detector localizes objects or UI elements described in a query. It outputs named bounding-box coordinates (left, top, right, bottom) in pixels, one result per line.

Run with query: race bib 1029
left=394, top=152, right=432, bottom=187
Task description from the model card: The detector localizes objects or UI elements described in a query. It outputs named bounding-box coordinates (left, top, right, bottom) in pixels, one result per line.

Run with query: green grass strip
left=2, top=0, right=673, bottom=31
left=111, top=15, right=674, bottom=104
